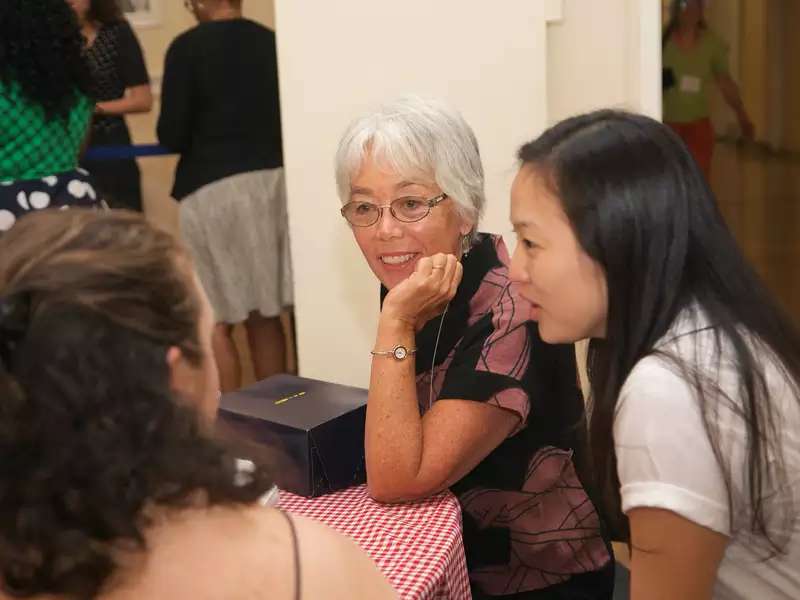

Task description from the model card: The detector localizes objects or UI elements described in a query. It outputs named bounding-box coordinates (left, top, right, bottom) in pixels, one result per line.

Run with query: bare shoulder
left=103, top=505, right=396, bottom=600
left=103, top=505, right=294, bottom=600
left=287, top=513, right=398, bottom=600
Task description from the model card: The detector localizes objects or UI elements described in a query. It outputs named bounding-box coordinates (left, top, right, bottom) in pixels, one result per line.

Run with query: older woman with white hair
left=335, top=96, right=615, bottom=599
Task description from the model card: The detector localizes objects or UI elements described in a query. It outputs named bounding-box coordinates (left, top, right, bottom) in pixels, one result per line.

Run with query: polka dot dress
left=0, top=169, right=105, bottom=233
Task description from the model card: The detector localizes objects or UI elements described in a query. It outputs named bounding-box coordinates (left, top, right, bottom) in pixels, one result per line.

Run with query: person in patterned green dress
left=0, top=0, right=105, bottom=233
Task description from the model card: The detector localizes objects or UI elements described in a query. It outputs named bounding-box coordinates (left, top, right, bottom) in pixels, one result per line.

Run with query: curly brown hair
left=0, top=210, right=273, bottom=599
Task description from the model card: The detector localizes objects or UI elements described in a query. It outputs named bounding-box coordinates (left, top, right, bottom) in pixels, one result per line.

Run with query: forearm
left=97, top=87, right=152, bottom=116
left=365, top=317, right=426, bottom=500
left=158, top=46, right=192, bottom=151
left=156, top=104, right=190, bottom=151
left=628, top=508, right=727, bottom=600
left=717, top=76, right=747, bottom=117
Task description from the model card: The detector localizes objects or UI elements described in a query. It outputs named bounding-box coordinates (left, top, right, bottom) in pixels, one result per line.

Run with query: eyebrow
left=512, top=221, right=538, bottom=231
left=350, top=181, right=429, bottom=198
left=349, top=186, right=373, bottom=196
left=395, top=181, right=427, bottom=191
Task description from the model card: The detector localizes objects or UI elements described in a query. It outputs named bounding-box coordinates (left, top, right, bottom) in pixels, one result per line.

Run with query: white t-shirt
left=615, top=308, right=800, bottom=599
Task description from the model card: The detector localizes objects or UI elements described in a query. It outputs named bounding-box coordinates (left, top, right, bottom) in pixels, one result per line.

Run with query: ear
left=167, top=346, right=194, bottom=398
left=459, top=220, right=475, bottom=237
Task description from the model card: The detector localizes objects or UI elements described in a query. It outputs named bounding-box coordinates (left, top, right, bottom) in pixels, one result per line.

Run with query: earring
left=460, top=233, right=472, bottom=258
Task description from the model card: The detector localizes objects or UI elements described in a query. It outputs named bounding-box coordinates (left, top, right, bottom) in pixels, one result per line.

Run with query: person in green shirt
left=662, top=0, right=753, bottom=178
left=0, top=0, right=105, bottom=234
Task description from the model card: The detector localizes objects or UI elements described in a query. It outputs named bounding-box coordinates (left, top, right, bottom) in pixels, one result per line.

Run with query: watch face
left=393, top=346, right=408, bottom=360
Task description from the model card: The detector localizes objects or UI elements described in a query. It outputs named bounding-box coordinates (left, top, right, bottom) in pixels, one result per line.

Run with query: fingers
left=415, top=253, right=461, bottom=306
left=431, top=253, right=448, bottom=270
left=425, top=253, right=460, bottom=304
left=427, top=253, right=451, bottom=279
left=415, top=255, right=433, bottom=279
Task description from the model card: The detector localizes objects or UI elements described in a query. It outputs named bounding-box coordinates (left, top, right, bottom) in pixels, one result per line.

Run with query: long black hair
left=0, top=211, right=274, bottom=599
left=0, top=0, right=93, bottom=119
left=517, top=110, right=800, bottom=552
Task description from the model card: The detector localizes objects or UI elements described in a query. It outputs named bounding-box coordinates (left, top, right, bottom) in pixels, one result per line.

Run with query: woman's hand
left=738, top=112, right=755, bottom=140
left=381, top=253, right=462, bottom=330
left=94, top=85, right=153, bottom=116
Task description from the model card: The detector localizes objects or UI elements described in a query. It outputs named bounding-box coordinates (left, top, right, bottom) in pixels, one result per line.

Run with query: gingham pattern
left=279, top=485, right=471, bottom=600
left=0, top=80, right=92, bottom=181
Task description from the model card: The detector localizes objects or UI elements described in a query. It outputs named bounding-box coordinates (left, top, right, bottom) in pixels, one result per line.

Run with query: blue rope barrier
left=83, top=144, right=173, bottom=160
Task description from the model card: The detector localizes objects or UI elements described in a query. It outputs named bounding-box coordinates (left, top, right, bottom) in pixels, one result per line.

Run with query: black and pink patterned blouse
left=385, top=234, right=614, bottom=599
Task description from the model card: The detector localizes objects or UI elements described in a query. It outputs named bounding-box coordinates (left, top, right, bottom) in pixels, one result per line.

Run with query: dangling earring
left=460, top=233, right=472, bottom=258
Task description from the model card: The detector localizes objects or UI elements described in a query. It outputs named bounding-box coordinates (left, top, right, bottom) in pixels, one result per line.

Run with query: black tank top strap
left=279, top=509, right=301, bottom=600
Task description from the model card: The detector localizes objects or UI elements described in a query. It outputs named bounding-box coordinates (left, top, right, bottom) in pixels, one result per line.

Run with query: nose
left=508, top=241, right=529, bottom=283
left=375, top=206, right=402, bottom=240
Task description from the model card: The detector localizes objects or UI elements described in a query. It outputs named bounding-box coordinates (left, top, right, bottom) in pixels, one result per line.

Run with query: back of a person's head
left=86, top=0, right=125, bottom=24
left=0, top=0, right=93, bottom=119
left=0, top=210, right=272, bottom=599
left=518, top=110, right=800, bottom=548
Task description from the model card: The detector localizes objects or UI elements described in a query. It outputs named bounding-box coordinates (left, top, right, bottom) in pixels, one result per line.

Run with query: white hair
left=334, top=96, right=485, bottom=226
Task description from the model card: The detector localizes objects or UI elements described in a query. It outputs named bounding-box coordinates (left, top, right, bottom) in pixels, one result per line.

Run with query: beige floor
left=711, top=141, right=800, bottom=323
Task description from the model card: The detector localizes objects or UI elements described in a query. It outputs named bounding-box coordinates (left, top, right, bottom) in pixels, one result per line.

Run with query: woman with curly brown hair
left=0, top=210, right=395, bottom=600
left=69, top=0, right=153, bottom=212
left=0, top=0, right=103, bottom=233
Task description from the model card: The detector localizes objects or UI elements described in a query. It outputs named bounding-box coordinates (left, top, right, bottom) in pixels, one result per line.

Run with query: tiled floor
left=711, top=141, right=800, bottom=324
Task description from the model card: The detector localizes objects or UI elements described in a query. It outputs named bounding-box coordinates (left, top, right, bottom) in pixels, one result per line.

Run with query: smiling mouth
left=379, top=253, right=419, bottom=266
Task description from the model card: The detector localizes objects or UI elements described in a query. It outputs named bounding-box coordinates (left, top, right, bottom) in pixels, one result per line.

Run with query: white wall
left=546, top=0, right=661, bottom=397
left=276, top=0, right=661, bottom=387
left=547, top=0, right=661, bottom=123
left=276, top=1, right=551, bottom=386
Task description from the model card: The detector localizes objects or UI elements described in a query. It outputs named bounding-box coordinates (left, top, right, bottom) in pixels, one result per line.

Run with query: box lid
left=219, top=374, right=368, bottom=431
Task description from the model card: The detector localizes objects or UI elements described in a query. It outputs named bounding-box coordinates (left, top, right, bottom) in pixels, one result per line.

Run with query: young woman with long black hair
left=509, top=110, right=800, bottom=599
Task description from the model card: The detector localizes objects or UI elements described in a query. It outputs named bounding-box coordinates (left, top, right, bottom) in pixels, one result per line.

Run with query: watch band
left=370, top=344, right=417, bottom=360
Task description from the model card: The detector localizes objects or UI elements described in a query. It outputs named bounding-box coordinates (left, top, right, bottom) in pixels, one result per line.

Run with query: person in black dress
left=158, top=0, right=295, bottom=390
left=69, top=0, right=152, bottom=211
left=1, top=0, right=103, bottom=234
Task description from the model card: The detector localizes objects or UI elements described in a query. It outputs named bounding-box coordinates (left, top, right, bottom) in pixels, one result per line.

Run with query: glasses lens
left=343, top=202, right=380, bottom=226
left=392, top=197, right=430, bottom=222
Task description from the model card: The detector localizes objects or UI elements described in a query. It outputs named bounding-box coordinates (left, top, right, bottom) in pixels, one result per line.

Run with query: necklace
left=425, top=236, right=472, bottom=408
left=427, top=302, right=449, bottom=410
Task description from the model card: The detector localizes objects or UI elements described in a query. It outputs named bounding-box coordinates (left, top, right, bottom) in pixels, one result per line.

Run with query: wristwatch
left=370, top=344, right=417, bottom=361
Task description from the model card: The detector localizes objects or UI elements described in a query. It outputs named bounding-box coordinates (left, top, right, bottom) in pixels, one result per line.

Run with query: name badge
left=680, top=75, right=702, bottom=93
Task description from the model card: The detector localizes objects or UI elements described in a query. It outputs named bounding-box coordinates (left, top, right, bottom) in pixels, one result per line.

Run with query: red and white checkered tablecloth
left=278, top=485, right=471, bottom=600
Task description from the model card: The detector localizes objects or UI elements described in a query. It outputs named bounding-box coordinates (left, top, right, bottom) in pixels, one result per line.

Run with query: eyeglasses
left=340, top=193, right=447, bottom=227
